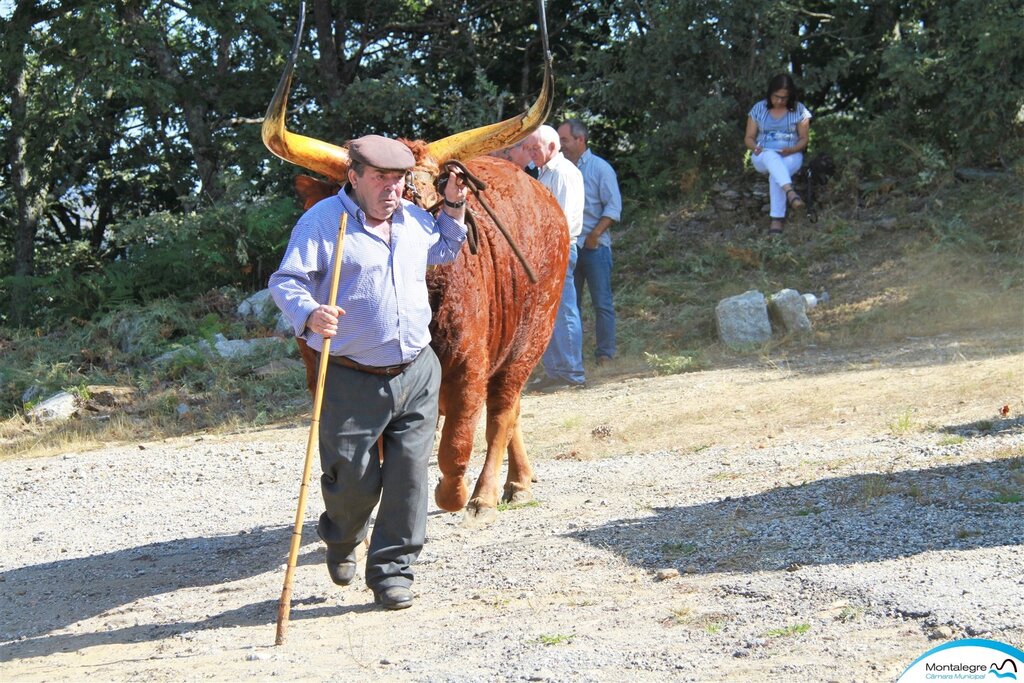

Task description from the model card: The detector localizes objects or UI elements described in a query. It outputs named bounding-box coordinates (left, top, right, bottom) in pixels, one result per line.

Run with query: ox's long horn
left=262, top=2, right=350, bottom=183
left=426, top=0, right=554, bottom=164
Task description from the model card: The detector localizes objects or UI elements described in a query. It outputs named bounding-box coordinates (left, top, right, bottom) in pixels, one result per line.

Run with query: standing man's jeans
left=316, top=347, right=441, bottom=592
left=541, top=243, right=585, bottom=384
left=574, top=244, right=616, bottom=361
left=751, top=150, right=804, bottom=219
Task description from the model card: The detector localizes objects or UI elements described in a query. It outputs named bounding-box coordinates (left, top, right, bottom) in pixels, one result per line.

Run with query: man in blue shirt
left=269, top=135, right=468, bottom=610
left=558, top=120, right=623, bottom=365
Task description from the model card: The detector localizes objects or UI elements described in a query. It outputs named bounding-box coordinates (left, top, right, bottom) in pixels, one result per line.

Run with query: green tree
left=1, top=1, right=295, bottom=322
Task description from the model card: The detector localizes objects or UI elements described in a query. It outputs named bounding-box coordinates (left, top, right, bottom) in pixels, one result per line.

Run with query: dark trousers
left=316, top=346, right=441, bottom=591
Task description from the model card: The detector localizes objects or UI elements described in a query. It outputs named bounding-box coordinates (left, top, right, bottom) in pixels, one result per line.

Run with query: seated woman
left=744, top=73, right=812, bottom=235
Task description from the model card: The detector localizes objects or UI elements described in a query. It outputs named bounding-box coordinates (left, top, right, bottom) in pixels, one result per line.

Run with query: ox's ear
left=294, top=175, right=340, bottom=210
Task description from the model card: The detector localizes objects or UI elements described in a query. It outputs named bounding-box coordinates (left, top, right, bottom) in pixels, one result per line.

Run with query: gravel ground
left=1, top=336, right=1022, bottom=682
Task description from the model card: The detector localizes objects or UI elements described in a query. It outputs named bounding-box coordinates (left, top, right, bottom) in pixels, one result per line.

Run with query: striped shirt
left=748, top=100, right=812, bottom=151
left=574, top=149, right=622, bottom=249
left=269, top=186, right=467, bottom=366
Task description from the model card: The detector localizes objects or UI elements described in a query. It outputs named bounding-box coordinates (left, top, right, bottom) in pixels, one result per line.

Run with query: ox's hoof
left=462, top=499, right=498, bottom=528
left=503, top=481, right=533, bottom=505
left=435, top=476, right=469, bottom=513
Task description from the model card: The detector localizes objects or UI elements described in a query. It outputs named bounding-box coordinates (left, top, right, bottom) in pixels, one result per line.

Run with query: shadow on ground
left=0, top=521, right=356, bottom=660
left=567, top=457, right=1024, bottom=574
left=941, top=416, right=1023, bottom=438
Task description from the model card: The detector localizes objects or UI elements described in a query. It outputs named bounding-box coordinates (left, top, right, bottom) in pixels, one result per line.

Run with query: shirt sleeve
left=268, top=216, right=326, bottom=337
left=598, top=163, right=622, bottom=222
left=428, top=211, right=468, bottom=265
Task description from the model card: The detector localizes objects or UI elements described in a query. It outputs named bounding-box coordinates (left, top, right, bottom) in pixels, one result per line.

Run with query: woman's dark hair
left=765, top=73, right=799, bottom=111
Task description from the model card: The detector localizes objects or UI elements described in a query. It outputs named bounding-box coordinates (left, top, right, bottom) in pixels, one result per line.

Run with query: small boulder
left=214, top=337, right=284, bottom=360
left=655, top=568, right=680, bottom=581
left=715, top=290, right=771, bottom=349
left=275, top=312, right=294, bottom=337
left=768, top=288, right=812, bottom=335
left=237, top=289, right=278, bottom=325
left=27, top=391, right=78, bottom=424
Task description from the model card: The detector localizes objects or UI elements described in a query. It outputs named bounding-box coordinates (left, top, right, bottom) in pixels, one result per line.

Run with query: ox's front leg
left=464, top=404, right=517, bottom=526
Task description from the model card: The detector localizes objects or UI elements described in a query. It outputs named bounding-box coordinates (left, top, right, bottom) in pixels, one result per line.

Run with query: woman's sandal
left=786, top=188, right=805, bottom=211
left=768, top=219, right=785, bottom=235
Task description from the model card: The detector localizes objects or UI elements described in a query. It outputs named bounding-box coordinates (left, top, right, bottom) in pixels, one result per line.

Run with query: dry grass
left=513, top=340, right=1022, bottom=468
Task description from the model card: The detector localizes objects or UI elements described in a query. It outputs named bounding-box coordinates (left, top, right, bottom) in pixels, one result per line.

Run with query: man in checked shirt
left=269, top=135, right=468, bottom=611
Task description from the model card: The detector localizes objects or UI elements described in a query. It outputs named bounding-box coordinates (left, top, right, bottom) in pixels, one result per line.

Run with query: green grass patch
left=705, top=621, right=725, bottom=634
left=889, top=409, right=916, bottom=436
left=534, top=633, right=573, bottom=646
left=990, top=492, right=1023, bottom=504
left=560, top=415, right=583, bottom=429
left=836, top=606, right=862, bottom=623
left=644, top=351, right=705, bottom=375
left=661, top=541, right=698, bottom=559
left=764, top=623, right=811, bottom=638
left=860, top=474, right=893, bottom=501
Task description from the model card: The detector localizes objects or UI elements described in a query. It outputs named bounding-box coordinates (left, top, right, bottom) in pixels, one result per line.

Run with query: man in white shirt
left=522, top=124, right=586, bottom=390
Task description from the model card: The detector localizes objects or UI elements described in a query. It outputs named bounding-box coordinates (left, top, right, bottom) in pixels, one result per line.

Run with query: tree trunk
left=3, top=0, right=68, bottom=323
left=120, top=3, right=224, bottom=203
left=313, top=0, right=342, bottom=106
left=7, top=48, right=42, bottom=280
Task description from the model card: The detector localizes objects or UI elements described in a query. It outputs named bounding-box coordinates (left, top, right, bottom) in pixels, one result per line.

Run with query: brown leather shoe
left=373, top=586, right=413, bottom=610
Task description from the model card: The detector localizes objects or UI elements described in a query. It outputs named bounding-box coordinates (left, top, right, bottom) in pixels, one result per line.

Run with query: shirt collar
left=338, top=183, right=406, bottom=226
left=539, top=151, right=565, bottom=174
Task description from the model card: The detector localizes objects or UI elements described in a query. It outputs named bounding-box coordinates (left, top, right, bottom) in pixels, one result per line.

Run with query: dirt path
left=2, top=332, right=1022, bottom=681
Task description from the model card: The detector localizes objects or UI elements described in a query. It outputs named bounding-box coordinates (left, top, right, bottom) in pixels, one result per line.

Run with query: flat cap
left=347, top=134, right=415, bottom=170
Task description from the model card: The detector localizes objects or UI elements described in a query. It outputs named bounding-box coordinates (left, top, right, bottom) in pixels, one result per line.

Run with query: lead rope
left=432, top=160, right=538, bottom=284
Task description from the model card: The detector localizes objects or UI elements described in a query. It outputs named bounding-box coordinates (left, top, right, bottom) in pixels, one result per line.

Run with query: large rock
left=238, top=288, right=292, bottom=337
left=214, top=336, right=284, bottom=360
left=275, top=312, right=293, bottom=337
left=26, top=391, right=78, bottom=424
left=715, top=290, right=771, bottom=349
left=237, top=289, right=279, bottom=325
left=768, top=288, right=813, bottom=335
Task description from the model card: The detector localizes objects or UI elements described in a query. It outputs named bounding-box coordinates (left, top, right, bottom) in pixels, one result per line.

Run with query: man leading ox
left=269, top=135, right=468, bottom=610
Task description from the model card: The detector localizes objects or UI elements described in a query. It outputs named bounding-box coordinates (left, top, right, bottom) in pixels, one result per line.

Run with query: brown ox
left=263, top=7, right=567, bottom=524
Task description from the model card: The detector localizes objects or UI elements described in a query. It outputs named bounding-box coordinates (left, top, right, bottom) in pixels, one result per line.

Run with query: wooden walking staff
left=275, top=212, right=347, bottom=646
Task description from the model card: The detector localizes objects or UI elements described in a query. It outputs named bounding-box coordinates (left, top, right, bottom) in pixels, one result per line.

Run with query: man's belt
left=327, top=353, right=414, bottom=377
